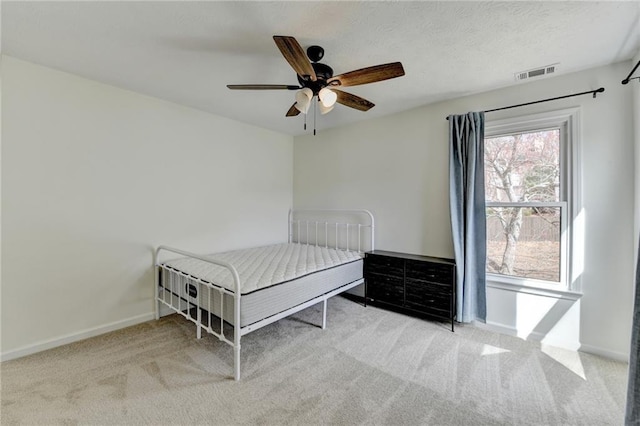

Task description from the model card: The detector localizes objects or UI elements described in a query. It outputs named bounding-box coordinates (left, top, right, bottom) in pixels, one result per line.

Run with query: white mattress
left=159, top=243, right=364, bottom=327
left=163, top=242, right=363, bottom=294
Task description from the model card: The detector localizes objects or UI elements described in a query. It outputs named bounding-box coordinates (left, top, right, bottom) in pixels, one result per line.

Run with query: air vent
left=515, top=63, right=559, bottom=81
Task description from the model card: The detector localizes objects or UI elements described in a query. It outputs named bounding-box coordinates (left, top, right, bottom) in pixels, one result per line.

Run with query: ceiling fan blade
left=273, top=36, right=317, bottom=81
left=328, top=62, right=405, bottom=87
left=286, top=103, right=301, bottom=117
left=334, top=90, right=375, bottom=111
left=227, top=84, right=300, bottom=90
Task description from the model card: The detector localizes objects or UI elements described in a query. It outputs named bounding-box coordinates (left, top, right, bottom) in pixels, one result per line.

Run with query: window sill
left=486, top=274, right=582, bottom=301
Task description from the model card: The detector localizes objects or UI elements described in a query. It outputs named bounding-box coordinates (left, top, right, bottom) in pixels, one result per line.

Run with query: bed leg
left=154, top=266, right=161, bottom=321
left=196, top=308, right=202, bottom=339
left=322, top=299, right=327, bottom=330
left=234, top=345, right=241, bottom=381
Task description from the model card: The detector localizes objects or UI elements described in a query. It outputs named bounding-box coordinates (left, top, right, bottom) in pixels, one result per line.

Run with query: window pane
left=485, top=129, right=560, bottom=203
left=486, top=206, right=560, bottom=282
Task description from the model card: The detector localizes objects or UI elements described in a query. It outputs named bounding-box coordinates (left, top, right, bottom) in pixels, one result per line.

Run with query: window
left=484, top=109, right=580, bottom=292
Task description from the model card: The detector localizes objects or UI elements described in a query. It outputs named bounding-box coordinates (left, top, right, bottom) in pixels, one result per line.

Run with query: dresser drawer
left=364, top=255, right=404, bottom=278
left=405, top=279, right=452, bottom=313
left=405, top=278, right=452, bottom=296
left=366, top=273, right=404, bottom=306
left=405, top=260, right=454, bottom=284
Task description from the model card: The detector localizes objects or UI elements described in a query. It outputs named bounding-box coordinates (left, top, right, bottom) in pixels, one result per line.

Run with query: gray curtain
left=626, top=235, right=640, bottom=425
left=449, top=112, right=487, bottom=323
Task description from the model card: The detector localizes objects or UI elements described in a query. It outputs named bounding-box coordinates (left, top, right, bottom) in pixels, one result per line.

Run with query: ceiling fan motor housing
left=294, top=45, right=333, bottom=94
left=297, top=62, right=334, bottom=94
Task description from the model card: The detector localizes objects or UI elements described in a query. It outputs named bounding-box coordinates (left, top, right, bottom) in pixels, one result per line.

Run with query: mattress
left=159, top=243, right=364, bottom=327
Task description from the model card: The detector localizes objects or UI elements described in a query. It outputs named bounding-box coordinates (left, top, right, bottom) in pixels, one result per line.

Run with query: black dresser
left=364, top=250, right=456, bottom=331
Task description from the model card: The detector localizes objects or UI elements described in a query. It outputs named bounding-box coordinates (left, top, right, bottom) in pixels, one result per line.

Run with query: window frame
left=484, top=108, right=582, bottom=296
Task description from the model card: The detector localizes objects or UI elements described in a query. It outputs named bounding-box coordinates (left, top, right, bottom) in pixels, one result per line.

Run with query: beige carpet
left=1, top=297, right=629, bottom=425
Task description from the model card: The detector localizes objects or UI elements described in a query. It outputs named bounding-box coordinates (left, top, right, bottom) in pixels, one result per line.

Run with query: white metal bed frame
left=154, top=209, right=374, bottom=380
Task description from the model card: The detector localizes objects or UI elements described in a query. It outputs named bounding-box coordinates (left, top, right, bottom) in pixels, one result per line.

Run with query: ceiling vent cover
left=515, top=64, right=559, bottom=81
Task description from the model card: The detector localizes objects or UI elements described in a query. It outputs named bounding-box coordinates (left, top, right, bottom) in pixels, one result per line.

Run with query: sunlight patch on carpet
left=481, top=344, right=511, bottom=356
left=542, top=344, right=586, bottom=380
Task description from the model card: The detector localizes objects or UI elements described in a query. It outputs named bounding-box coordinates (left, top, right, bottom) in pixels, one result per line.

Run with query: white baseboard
left=473, top=319, right=517, bottom=336
left=578, top=343, right=630, bottom=363
left=1, top=312, right=155, bottom=362
left=474, top=320, right=629, bottom=362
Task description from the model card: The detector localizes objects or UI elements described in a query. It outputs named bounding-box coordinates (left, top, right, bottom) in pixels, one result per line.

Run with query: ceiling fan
left=227, top=36, right=405, bottom=132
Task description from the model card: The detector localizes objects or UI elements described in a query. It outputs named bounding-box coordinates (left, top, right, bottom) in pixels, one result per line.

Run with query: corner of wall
left=633, top=50, right=640, bottom=267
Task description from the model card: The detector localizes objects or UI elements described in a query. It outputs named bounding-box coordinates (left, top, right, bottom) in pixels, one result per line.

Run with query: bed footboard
left=154, top=245, right=242, bottom=380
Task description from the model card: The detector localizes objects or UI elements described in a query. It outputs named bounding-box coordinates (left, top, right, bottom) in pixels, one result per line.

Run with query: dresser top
left=366, top=250, right=455, bottom=265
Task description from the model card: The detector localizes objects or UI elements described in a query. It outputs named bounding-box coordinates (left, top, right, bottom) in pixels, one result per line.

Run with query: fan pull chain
left=313, top=96, right=317, bottom=136
left=304, top=111, right=306, bottom=131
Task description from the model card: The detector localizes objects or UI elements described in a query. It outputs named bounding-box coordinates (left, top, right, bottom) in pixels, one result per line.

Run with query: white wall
left=294, top=61, right=635, bottom=359
left=3, top=54, right=635, bottom=361
left=634, top=50, right=640, bottom=266
left=1, top=56, right=293, bottom=357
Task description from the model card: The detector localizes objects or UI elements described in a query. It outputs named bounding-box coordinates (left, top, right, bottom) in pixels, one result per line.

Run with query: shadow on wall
left=486, top=284, right=586, bottom=377
left=517, top=292, right=581, bottom=348
left=486, top=283, right=581, bottom=349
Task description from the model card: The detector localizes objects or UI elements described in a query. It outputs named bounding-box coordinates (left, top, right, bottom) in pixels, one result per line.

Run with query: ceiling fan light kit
left=227, top=35, right=405, bottom=134
left=294, top=88, right=335, bottom=115
left=294, top=88, right=313, bottom=114
left=318, top=87, right=337, bottom=108
left=318, top=102, right=334, bottom=115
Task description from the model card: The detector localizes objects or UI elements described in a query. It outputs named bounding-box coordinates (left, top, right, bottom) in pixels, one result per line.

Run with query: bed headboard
left=288, top=209, right=375, bottom=254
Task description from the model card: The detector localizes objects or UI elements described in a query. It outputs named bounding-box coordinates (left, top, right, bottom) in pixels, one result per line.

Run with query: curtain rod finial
left=621, top=59, right=640, bottom=86
left=593, top=87, right=605, bottom=98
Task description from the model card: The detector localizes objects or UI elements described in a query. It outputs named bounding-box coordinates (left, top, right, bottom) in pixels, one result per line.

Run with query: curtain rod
left=622, top=59, right=640, bottom=84
left=446, top=87, right=605, bottom=120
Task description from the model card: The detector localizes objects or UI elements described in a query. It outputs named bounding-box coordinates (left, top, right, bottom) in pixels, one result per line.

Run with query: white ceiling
left=2, top=1, right=639, bottom=136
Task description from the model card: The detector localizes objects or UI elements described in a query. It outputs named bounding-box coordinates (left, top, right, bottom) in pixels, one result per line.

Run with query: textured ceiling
left=2, top=1, right=639, bottom=136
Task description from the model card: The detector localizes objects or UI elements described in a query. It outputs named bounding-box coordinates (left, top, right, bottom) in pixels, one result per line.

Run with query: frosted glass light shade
left=294, top=88, right=313, bottom=114
left=318, top=88, right=337, bottom=108
left=318, top=102, right=334, bottom=115
left=294, top=101, right=310, bottom=114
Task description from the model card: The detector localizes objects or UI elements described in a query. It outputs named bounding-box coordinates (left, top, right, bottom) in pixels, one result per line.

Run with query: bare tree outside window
left=485, top=129, right=562, bottom=282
